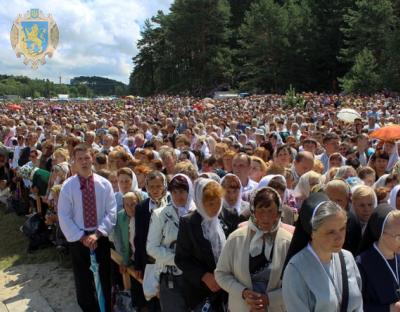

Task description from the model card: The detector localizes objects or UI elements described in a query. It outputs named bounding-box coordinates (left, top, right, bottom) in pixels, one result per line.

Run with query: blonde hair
left=386, top=210, right=400, bottom=231
left=123, top=191, right=143, bottom=203
left=313, top=159, right=324, bottom=174
left=251, top=156, right=268, bottom=173
left=53, top=148, right=70, bottom=162
left=352, top=185, right=377, bottom=207
left=174, top=160, right=198, bottom=182
left=50, top=184, right=62, bottom=196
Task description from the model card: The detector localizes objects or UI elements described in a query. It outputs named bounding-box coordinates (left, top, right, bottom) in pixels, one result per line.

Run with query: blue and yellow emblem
left=10, top=9, right=59, bottom=69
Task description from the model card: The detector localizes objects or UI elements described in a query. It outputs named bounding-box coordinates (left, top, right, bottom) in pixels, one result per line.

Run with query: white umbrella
left=337, top=108, right=361, bottom=123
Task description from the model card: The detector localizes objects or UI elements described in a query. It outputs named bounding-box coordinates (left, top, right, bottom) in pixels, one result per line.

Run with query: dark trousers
left=69, top=237, right=112, bottom=312
left=159, top=273, right=187, bottom=312
left=130, top=276, right=146, bottom=309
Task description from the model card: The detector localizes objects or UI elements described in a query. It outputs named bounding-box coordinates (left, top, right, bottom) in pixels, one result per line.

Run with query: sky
left=0, top=0, right=173, bottom=84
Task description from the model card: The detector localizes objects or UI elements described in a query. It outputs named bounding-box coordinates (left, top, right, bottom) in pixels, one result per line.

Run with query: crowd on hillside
left=0, top=93, right=400, bottom=312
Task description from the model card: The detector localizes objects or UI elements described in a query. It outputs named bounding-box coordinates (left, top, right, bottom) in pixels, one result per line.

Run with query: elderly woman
left=175, top=178, right=227, bottom=311
left=215, top=187, right=292, bottom=312
left=282, top=193, right=363, bottom=312
left=258, top=175, right=297, bottom=225
left=146, top=174, right=195, bottom=311
left=293, top=170, right=324, bottom=208
left=357, top=204, right=400, bottom=311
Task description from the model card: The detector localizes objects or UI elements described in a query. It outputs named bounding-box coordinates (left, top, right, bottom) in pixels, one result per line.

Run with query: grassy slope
left=0, top=208, right=59, bottom=270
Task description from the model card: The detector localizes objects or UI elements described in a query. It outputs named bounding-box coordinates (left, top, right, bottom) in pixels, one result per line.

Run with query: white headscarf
left=221, top=173, right=243, bottom=215
left=170, top=173, right=196, bottom=217
left=257, top=174, right=288, bottom=202
left=373, top=174, right=389, bottom=190
left=294, top=170, right=324, bottom=199
left=123, top=167, right=140, bottom=192
left=389, top=184, right=400, bottom=210
left=248, top=187, right=282, bottom=257
left=386, top=142, right=399, bottom=172
left=194, top=178, right=226, bottom=263
left=146, top=171, right=168, bottom=211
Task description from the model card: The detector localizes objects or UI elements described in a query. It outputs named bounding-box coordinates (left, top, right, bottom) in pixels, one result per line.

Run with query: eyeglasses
left=384, top=231, right=400, bottom=241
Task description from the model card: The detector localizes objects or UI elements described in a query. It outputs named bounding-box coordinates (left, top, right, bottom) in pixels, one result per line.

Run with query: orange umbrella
left=7, top=104, right=22, bottom=111
left=369, top=125, right=400, bottom=141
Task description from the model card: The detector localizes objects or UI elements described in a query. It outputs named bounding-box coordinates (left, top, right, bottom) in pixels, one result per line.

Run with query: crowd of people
left=0, top=93, right=400, bottom=312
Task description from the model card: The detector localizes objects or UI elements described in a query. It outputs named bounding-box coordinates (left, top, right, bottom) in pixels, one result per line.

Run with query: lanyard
left=373, top=243, right=399, bottom=286
left=307, top=244, right=342, bottom=310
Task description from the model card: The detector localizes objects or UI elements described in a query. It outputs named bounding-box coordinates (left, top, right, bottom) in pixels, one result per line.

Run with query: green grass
left=0, top=208, right=61, bottom=270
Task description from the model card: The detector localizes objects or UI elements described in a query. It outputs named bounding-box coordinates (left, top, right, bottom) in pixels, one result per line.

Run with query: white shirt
left=58, top=173, right=117, bottom=242
left=241, top=178, right=258, bottom=201
left=11, top=145, right=25, bottom=169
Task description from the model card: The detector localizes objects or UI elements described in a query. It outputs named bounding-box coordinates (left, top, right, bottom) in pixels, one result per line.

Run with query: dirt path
left=0, top=262, right=80, bottom=311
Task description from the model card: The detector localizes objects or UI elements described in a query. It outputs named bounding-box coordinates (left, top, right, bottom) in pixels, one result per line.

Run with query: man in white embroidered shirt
left=58, top=144, right=117, bottom=312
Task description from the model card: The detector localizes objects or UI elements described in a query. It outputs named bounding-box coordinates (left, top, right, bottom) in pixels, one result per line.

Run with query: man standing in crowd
left=58, top=144, right=117, bottom=312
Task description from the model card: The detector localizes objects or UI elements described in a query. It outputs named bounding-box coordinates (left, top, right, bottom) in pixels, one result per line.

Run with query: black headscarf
left=283, top=192, right=329, bottom=272
left=357, top=203, right=393, bottom=255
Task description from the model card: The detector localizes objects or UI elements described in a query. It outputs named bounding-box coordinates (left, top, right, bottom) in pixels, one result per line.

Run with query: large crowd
left=1, top=93, right=400, bottom=312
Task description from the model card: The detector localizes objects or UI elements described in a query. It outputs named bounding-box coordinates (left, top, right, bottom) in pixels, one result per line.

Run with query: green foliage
left=236, top=0, right=289, bottom=93
left=0, top=75, right=128, bottom=98
left=283, top=85, right=305, bottom=108
left=129, top=0, right=232, bottom=97
left=339, top=48, right=382, bottom=94
left=125, top=0, right=400, bottom=95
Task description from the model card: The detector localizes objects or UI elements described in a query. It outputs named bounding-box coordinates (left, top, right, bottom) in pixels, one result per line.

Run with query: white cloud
left=0, top=0, right=173, bottom=84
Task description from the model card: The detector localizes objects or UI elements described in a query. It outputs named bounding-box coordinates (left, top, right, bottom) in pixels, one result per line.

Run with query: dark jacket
left=343, top=211, right=362, bottom=255
left=357, top=246, right=400, bottom=312
left=134, top=198, right=153, bottom=271
left=175, top=210, right=226, bottom=309
left=219, top=202, right=250, bottom=238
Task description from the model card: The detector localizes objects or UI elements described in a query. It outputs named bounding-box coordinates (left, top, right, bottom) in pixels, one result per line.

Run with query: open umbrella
left=337, top=108, right=361, bottom=123
left=369, top=125, right=400, bottom=142
left=7, top=104, right=22, bottom=111
left=90, top=250, right=106, bottom=312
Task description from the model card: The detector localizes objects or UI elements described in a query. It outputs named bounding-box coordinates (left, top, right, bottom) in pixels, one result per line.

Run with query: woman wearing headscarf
left=220, top=174, right=250, bottom=236
left=147, top=174, right=195, bottom=311
left=215, top=187, right=292, bottom=312
left=282, top=193, right=363, bottom=312
left=115, top=167, right=147, bottom=213
left=389, top=185, right=400, bottom=210
left=134, top=170, right=169, bottom=312
left=293, top=170, right=325, bottom=208
left=258, top=175, right=297, bottom=225
left=384, top=141, right=399, bottom=172
left=175, top=178, right=227, bottom=311
left=356, top=204, right=400, bottom=311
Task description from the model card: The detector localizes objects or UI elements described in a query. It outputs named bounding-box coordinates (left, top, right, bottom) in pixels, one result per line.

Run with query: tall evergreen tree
left=237, top=0, right=290, bottom=93
left=166, top=0, right=232, bottom=95
left=340, top=48, right=382, bottom=94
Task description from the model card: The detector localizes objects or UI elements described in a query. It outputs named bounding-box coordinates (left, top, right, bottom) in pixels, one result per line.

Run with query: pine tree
left=237, top=0, right=289, bottom=93
left=339, top=48, right=382, bottom=94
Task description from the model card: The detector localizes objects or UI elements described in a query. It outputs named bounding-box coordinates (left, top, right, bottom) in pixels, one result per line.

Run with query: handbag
left=339, top=251, right=349, bottom=312
left=142, top=264, right=160, bottom=301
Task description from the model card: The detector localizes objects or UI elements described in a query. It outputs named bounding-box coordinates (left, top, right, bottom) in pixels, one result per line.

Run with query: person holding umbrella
left=58, top=144, right=117, bottom=312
